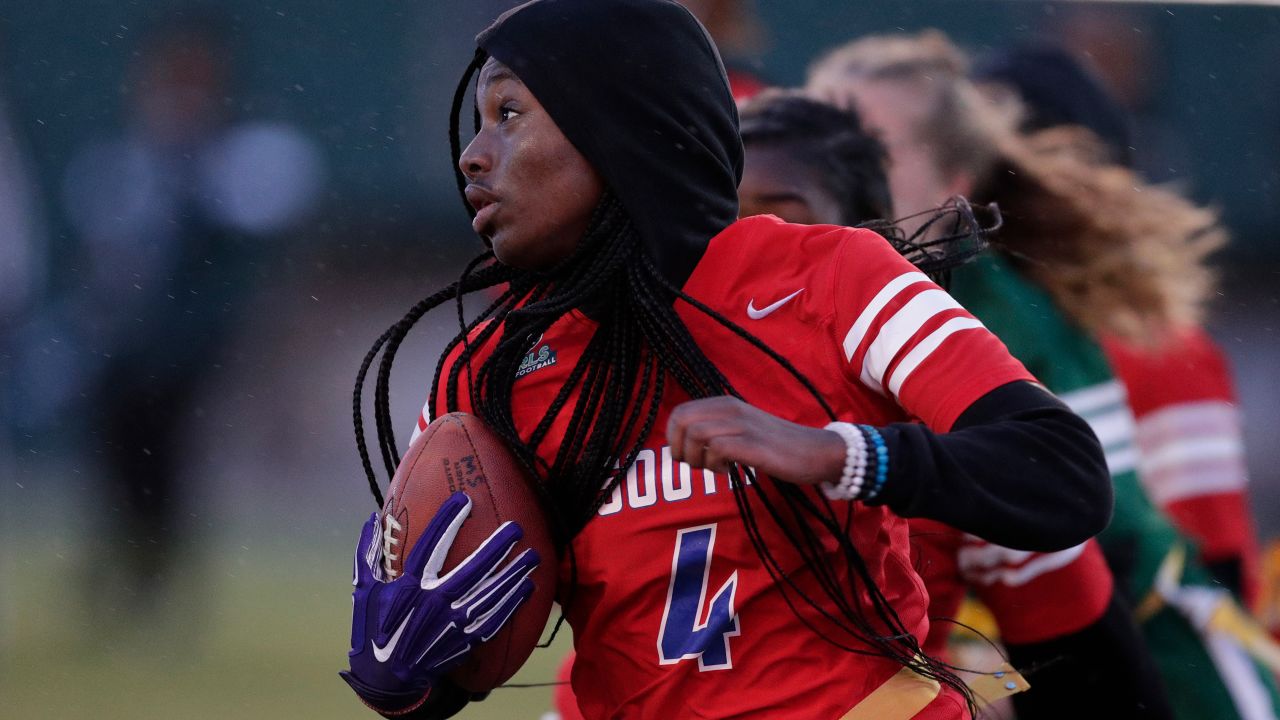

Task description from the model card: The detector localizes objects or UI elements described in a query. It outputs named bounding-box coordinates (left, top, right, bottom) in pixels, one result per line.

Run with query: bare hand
left=665, top=396, right=847, bottom=487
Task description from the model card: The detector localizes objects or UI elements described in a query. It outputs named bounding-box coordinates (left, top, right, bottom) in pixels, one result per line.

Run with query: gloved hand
left=341, top=492, right=539, bottom=717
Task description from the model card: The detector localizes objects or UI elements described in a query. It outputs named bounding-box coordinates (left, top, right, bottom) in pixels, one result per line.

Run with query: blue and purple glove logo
left=341, top=492, right=539, bottom=714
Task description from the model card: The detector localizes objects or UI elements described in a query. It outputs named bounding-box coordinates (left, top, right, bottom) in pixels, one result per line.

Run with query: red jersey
left=1101, top=328, right=1260, bottom=606
left=415, top=216, right=1033, bottom=719
left=910, top=519, right=1113, bottom=657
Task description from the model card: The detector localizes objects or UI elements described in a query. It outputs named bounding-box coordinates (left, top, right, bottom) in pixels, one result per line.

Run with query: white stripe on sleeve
left=1138, top=435, right=1247, bottom=504
left=841, top=271, right=931, bottom=362
left=1058, top=380, right=1127, bottom=417
left=1058, top=381, right=1143, bottom=475
left=1131, top=400, right=1248, bottom=503
left=957, top=540, right=1088, bottom=587
left=1135, top=401, right=1241, bottom=452
left=957, top=541, right=1031, bottom=569
left=1144, top=464, right=1249, bottom=505
left=1085, top=407, right=1137, bottom=454
left=1105, top=445, right=1140, bottom=475
left=859, top=289, right=964, bottom=392
left=885, top=317, right=985, bottom=397
left=967, top=544, right=1088, bottom=587
left=1141, top=436, right=1245, bottom=475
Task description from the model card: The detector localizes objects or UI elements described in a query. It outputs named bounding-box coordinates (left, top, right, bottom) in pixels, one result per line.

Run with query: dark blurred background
left=1, top=1, right=1277, bottom=718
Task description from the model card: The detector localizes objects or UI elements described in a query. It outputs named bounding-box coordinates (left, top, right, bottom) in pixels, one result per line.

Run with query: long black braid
left=354, top=51, right=987, bottom=712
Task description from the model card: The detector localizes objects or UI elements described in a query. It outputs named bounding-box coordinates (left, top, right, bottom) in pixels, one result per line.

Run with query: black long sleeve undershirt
left=1006, top=590, right=1176, bottom=719
left=869, top=380, right=1113, bottom=552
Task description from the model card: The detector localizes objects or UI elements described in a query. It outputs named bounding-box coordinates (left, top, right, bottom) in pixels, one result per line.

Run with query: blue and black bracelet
left=859, top=425, right=889, bottom=502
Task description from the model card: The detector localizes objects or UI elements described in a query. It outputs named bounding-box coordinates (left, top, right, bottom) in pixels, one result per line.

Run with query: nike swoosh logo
left=747, top=289, right=804, bottom=320
left=373, top=609, right=414, bottom=663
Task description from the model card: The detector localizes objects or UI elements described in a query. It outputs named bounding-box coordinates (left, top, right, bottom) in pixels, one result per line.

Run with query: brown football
left=380, top=412, right=556, bottom=693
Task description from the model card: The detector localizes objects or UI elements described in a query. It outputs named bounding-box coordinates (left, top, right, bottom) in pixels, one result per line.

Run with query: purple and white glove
left=340, top=492, right=539, bottom=717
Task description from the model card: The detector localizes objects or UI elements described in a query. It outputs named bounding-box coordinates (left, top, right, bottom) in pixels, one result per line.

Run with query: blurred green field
left=1, top=532, right=572, bottom=720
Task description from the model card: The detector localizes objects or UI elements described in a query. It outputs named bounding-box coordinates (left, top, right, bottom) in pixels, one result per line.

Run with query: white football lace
left=381, top=513, right=403, bottom=579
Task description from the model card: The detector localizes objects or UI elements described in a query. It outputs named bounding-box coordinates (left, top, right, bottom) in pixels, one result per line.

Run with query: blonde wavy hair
left=807, top=30, right=1225, bottom=346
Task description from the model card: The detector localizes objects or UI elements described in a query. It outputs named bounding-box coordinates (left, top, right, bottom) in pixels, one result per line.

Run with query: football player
left=975, top=41, right=1265, bottom=613
left=809, top=30, right=1280, bottom=720
left=340, top=3, right=1113, bottom=718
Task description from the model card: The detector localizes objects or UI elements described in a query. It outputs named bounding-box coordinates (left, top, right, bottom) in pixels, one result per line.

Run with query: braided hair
left=355, top=49, right=982, bottom=711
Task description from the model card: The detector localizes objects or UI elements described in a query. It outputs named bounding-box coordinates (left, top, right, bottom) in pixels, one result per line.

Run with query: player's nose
left=459, top=131, right=495, bottom=181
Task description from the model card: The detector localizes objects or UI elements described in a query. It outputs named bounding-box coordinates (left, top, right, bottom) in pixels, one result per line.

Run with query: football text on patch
left=515, top=341, right=557, bottom=378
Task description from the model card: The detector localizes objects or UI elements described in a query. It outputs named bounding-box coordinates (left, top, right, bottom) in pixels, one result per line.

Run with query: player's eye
left=499, top=105, right=521, bottom=123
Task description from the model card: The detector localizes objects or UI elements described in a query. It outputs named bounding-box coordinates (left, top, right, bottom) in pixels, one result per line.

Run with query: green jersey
left=948, top=253, right=1186, bottom=600
left=950, top=253, right=1280, bottom=719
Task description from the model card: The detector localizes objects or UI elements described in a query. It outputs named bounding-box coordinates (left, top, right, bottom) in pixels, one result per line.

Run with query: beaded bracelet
left=821, top=422, right=868, bottom=501
left=862, top=425, right=889, bottom=501
left=821, top=422, right=889, bottom=502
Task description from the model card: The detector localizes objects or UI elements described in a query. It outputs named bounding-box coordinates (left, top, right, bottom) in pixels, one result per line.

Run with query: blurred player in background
left=339, top=1, right=1116, bottom=717
left=1050, top=4, right=1194, bottom=186
left=809, top=30, right=1280, bottom=719
left=681, top=0, right=770, bottom=101
left=58, top=11, right=323, bottom=619
left=0, top=32, right=47, bottom=649
left=974, top=42, right=1265, bottom=613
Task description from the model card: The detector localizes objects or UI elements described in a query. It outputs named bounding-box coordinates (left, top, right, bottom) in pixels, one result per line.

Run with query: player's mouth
left=465, top=185, right=500, bottom=234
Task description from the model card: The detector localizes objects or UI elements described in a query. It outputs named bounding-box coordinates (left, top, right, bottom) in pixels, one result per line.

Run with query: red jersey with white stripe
left=415, top=216, right=1033, bottom=719
left=910, top=519, right=1113, bottom=657
left=1101, top=328, right=1261, bottom=606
